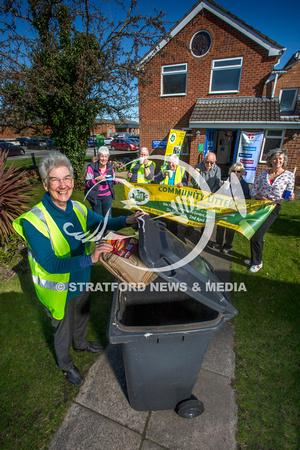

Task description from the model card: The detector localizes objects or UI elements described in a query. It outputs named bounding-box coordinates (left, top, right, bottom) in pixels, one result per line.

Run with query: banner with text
left=123, top=183, right=275, bottom=240
left=163, top=129, right=186, bottom=167
left=236, top=131, right=264, bottom=184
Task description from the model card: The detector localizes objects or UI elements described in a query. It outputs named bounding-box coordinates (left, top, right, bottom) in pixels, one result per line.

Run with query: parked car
left=88, top=137, right=96, bottom=147
left=104, top=136, right=114, bottom=145
left=37, top=139, right=48, bottom=148
left=110, top=138, right=139, bottom=151
left=0, top=142, right=25, bottom=156
left=44, top=138, right=56, bottom=148
left=25, top=138, right=47, bottom=149
left=5, top=139, right=21, bottom=146
left=16, top=137, right=31, bottom=148
left=126, top=137, right=140, bottom=145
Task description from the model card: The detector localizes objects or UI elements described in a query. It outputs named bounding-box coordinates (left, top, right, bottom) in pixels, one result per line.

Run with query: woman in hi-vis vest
left=127, top=147, right=155, bottom=183
left=154, top=154, right=188, bottom=235
left=13, top=151, right=143, bottom=387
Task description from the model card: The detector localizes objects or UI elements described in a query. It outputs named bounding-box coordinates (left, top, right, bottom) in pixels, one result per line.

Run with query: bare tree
left=0, top=0, right=167, bottom=178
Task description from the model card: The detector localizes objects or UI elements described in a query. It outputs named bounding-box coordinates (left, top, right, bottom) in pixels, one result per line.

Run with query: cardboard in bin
left=99, top=233, right=158, bottom=286
left=136, top=215, right=237, bottom=321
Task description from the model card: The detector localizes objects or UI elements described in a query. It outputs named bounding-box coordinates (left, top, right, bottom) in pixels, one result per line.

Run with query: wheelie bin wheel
left=176, top=399, right=204, bottom=419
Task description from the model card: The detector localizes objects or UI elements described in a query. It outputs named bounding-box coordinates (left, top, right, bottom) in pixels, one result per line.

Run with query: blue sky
left=149, top=0, right=299, bottom=68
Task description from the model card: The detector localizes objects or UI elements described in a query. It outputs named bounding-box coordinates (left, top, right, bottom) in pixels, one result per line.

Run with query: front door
left=216, top=131, right=232, bottom=164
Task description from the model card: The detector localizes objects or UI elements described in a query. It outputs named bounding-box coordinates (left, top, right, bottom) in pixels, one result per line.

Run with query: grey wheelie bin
left=107, top=215, right=237, bottom=418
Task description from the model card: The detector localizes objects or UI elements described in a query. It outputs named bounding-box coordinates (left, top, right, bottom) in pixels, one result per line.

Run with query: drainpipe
left=271, top=73, right=279, bottom=99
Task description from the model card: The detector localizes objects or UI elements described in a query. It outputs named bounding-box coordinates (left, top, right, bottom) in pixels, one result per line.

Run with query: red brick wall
left=139, top=9, right=278, bottom=152
left=275, top=62, right=300, bottom=94
left=254, top=130, right=300, bottom=184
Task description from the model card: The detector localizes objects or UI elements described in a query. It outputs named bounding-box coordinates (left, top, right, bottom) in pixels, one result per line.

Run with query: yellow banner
left=164, top=129, right=186, bottom=165
left=123, top=183, right=275, bottom=240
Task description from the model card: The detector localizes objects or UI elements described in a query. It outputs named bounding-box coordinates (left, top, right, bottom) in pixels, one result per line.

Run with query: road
left=8, top=146, right=138, bottom=161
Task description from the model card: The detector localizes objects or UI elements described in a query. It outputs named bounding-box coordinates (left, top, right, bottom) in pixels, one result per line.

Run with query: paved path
left=50, top=236, right=238, bottom=450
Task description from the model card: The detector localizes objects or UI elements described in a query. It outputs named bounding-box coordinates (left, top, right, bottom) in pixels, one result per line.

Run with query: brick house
left=92, top=119, right=139, bottom=137
left=0, top=118, right=139, bottom=140
left=138, top=0, right=300, bottom=184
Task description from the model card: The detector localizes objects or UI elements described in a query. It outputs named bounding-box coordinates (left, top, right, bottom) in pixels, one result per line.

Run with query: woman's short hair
left=97, top=146, right=110, bottom=157
left=228, top=162, right=246, bottom=176
left=39, top=151, right=73, bottom=187
left=266, top=148, right=288, bottom=167
left=139, top=147, right=149, bottom=156
left=168, top=154, right=179, bottom=165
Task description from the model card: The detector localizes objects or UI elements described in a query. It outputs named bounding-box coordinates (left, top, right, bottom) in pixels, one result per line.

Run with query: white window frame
left=161, top=63, right=187, bottom=97
left=279, top=88, right=298, bottom=116
left=190, top=30, right=212, bottom=58
left=259, top=129, right=285, bottom=163
left=209, top=57, right=243, bottom=94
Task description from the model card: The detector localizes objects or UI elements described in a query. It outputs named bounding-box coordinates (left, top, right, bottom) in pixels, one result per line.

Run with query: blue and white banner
left=152, top=140, right=167, bottom=149
left=236, top=132, right=264, bottom=183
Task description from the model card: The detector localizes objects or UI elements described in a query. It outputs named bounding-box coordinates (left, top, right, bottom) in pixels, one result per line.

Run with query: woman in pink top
left=85, top=146, right=118, bottom=218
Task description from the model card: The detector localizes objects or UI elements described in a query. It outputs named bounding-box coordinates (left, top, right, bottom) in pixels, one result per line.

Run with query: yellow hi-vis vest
left=129, top=160, right=156, bottom=183
left=161, top=165, right=185, bottom=185
left=13, top=200, right=91, bottom=320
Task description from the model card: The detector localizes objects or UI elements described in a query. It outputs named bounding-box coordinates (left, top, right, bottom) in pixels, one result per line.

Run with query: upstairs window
left=210, top=57, right=243, bottom=93
left=279, top=88, right=298, bottom=115
left=161, top=64, right=187, bottom=96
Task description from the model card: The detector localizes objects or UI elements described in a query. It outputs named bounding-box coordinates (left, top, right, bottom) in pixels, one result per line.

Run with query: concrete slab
left=75, top=344, right=148, bottom=433
left=202, top=322, right=235, bottom=378
left=146, top=369, right=237, bottom=450
left=141, top=441, right=168, bottom=449
left=49, top=403, right=143, bottom=450
left=49, top=234, right=237, bottom=450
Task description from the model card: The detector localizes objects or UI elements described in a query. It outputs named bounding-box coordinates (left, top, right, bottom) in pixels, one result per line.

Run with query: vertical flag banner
left=236, top=132, right=264, bottom=183
left=163, top=129, right=186, bottom=167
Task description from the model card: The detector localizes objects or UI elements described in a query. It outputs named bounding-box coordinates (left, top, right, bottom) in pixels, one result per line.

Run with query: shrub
left=110, top=159, right=128, bottom=172
left=0, top=151, right=34, bottom=244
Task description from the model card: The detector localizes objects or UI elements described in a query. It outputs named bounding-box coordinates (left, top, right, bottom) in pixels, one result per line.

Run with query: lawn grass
left=0, top=182, right=131, bottom=449
left=231, top=199, right=300, bottom=449
left=0, top=178, right=299, bottom=448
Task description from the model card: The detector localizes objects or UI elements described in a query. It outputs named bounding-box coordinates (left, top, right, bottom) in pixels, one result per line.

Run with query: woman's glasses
left=49, top=175, right=73, bottom=185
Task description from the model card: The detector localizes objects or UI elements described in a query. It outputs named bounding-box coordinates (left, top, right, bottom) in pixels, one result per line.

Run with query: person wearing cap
left=85, top=146, right=118, bottom=218
left=127, top=147, right=155, bottom=183
left=154, top=154, right=188, bottom=186
left=192, top=152, right=221, bottom=193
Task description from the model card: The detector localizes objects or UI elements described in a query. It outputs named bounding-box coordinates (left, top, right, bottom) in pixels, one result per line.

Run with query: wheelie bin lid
left=137, top=215, right=238, bottom=320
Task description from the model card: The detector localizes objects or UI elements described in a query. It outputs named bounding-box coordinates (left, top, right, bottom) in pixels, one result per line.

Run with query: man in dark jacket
left=192, top=152, right=221, bottom=193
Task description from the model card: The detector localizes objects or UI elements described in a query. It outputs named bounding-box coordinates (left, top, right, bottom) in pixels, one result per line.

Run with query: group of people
left=13, top=143, right=295, bottom=386
left=84, top=144, right=295, bottom=273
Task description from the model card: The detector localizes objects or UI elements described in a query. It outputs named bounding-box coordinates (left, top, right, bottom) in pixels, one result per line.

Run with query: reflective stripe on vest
left=32, top=275, right=69, bottom=292
left=13, top=200, right=89, bottom=319
left=130, top=161, right=156, bottom=183
left=161, top=165, right=185, bottom=185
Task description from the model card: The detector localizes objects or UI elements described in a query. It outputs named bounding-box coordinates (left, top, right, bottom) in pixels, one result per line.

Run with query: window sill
left=209, top=90, right=239, bottom=94
left=160, top=93, right=187, bottom=97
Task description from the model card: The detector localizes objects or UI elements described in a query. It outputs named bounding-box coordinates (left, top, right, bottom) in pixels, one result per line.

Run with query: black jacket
left=84, top=161, right=115, bottom=205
